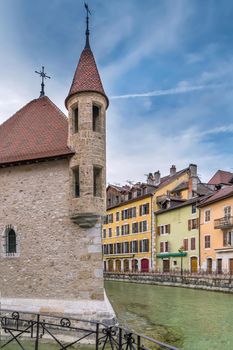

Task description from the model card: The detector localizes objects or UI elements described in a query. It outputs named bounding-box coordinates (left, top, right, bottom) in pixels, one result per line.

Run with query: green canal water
left=105, top=280, right=233, bottom=349
left=1, top=281, right=233, bottom=349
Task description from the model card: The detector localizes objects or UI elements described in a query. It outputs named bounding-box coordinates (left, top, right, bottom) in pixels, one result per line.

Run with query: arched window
left=6, top=228, right=16, bottom=254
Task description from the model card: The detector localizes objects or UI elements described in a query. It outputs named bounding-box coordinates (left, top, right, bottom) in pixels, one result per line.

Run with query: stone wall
left=104, top=272, right=233, bottom=293
left=0, top=159, right=104, bottom=302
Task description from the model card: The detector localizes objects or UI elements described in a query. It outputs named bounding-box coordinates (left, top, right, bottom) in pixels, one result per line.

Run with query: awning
left=157, top=252, right=187, bottom=258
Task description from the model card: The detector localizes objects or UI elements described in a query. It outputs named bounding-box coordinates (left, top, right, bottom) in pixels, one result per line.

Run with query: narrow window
left=73, top=167, right=80, bottom=197
left=73, top=107, right=79, bottom=133
left=6, top=229, right=16, bottom=254
left=93, top=105, right=101, bottom=132
left=93, top=166, right=102, bottom=197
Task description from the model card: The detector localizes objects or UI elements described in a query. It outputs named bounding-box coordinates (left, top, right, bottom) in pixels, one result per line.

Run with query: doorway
left=229, top=258, right=233, bottom=275
left=163, top=259, right=170, bottom=273
left=191, top=257, right=198, bottom=273
left=207, top=258, right=212, bottom=274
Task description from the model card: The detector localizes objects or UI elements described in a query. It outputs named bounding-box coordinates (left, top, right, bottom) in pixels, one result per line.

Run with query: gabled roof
left=199, top=185, right=233, bottom=207
left=208, top=170, right=233, bottom=185
left=65, top=47, right=108, bottom=108
left=0, top=96, right=73, bottom=166
left=157, top=168, right=189, bottom=190
left=171, top=181, right=188, bottom=193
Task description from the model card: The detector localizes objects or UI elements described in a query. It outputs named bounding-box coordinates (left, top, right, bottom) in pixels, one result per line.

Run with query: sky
left=0, top=0, right=233, bottom=185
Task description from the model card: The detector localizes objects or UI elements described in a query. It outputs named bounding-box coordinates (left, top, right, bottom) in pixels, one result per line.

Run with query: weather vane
left=35, top=66, right=51, bottom=97
left=84, top=3, right=91, bottom=48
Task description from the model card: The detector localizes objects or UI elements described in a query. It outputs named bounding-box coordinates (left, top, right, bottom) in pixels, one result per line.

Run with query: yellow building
left=102, top=164, right=200, bottom=272
left=102, top=184, right=154, bottom=272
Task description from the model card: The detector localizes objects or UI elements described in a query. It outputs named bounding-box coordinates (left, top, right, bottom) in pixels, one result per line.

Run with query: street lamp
left=178, top=246, right=184, bottom=276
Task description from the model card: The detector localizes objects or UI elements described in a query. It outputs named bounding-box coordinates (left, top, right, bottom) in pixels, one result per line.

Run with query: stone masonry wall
left=105, top=272, right=233, bottom=293
left=0, top=159, right=104, bottom=301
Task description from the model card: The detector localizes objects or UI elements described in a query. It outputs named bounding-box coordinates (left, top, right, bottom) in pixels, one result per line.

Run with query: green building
left=155, top=198, right=200, bottom=273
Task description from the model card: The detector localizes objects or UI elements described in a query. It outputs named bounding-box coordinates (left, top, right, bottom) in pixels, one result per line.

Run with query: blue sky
left=0, top=0, right=233, bottom=184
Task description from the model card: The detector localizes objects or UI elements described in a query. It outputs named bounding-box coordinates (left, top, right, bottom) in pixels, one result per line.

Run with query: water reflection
left=105, top=280, right=233, bottom=350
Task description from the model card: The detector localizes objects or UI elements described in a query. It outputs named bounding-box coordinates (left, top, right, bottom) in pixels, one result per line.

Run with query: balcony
left=214, top=216, right=233, bottom=229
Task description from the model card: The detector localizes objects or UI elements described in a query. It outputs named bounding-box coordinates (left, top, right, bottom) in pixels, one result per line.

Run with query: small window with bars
left=5, top=227, right=17, bottom=254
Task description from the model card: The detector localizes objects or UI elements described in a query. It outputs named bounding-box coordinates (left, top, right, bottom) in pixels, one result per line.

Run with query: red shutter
left=188, top=220, right=191, bottom=231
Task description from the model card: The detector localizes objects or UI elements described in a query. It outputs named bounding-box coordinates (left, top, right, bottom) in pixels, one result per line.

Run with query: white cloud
left=110, top=83, right=226, bottom=100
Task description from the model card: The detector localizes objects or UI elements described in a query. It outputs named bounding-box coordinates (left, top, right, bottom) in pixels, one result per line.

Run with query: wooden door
left=207, top=258, right=212, bottom=274
left=217, top=259, right=222, bottom=274
left=116, top=260, right=121, bottom=272
left=229, top=259, right=233, bottom=275
left=141, top=259, right=149, bottom=272
left=163, top=259, right=170, bottom=273
left=191, top=257, right=198, bottom=273
left=124, top=259, right=129, bottom=272
left=132, top=259, right=138, bottom=272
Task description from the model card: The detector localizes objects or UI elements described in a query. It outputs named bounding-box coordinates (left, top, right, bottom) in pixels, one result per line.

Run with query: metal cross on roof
left=35, top=66, right=51, bottom=98
left=84, top=3, right=91, bottom=48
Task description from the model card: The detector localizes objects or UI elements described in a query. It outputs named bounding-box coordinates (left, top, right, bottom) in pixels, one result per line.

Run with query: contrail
left=110, top=83, right=227, bottom=100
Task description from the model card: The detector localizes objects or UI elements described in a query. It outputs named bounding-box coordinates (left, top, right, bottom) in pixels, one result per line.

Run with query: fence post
left=118, top=327, right=122, bottom=350
left=35, top=314, right=40, bottom=350
left=96, top=323, right=99, bottom=350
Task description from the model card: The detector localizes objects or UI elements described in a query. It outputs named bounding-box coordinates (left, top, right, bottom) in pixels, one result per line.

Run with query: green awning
left=157, top=252, right=187, bottom=258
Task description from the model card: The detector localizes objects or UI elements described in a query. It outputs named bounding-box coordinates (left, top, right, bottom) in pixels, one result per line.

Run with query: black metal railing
left=0, top=309, right=179, bottom=350
left=214, top=216, right=233, bottom=229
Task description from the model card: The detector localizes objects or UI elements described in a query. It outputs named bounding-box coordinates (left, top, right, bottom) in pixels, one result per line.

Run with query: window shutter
left=196, top=218, right=199, bottom=227
left=223, top=232, right=228, bottom=246
left=188, top=220, right=191, bottom=231
left=160, top=242, right=164, bottom=253
left=139, top=240, right=143, bottom=252
left=167, top=224, right=171, bottom=234
left=157, top=226, right=160, bottom=235
left=165, top=241, right=169, bottom=252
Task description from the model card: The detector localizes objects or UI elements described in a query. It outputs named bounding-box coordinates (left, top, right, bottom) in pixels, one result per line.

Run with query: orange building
left=199, top=186, right=233, bottom=274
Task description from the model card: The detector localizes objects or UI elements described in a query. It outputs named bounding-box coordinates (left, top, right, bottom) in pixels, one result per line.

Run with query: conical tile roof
left=65, top=47, right=108, bottom=108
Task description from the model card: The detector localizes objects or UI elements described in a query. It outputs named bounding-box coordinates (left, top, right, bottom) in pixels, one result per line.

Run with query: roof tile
left=65, top=47, right=108, bottom=107
left=0, top=96, right=73, bottom=165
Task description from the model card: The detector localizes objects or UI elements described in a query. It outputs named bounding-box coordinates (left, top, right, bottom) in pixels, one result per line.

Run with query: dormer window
left=73, top=107, right=79, bottom=133
left=92, top=104, right=101, bottom=132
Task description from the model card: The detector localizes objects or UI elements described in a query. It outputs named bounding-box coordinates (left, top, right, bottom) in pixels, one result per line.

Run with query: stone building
left=0, top=14, right=114, bottom=322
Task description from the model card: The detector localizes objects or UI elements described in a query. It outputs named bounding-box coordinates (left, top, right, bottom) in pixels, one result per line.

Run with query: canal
left=105, top=280, right=233, bottom=349
left=1, top=281, right=233, bottom=349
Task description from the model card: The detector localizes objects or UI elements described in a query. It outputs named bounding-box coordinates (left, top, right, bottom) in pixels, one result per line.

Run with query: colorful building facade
left=102, top=185, right=154, bottom=273
left=199, top=186, right=233, bottom=274
left=155, top=199, right=199, bottom=273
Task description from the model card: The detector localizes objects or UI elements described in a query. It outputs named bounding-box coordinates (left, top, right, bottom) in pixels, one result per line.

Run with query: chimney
left=147, top=173, right=154, bottom=185
left=189, top=164, right=197, bottom=177
left=154, top=171, right=161, bottom=186
left=188, top=164, right=198, bottom=198
left=170, top=165, right=176, bottom=176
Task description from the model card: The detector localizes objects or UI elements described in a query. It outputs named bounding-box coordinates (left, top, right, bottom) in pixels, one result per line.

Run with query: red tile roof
left=65, top=47, right=108, bottom=108
left=208, top=170, right=233, bottom=185
left=199, top=185, right=233, bottom=207
left=0, top=96, right=73, bottom=165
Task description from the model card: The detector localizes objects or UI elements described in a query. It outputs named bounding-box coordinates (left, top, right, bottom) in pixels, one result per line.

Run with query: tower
left=65, top=8, right=109, bottom=228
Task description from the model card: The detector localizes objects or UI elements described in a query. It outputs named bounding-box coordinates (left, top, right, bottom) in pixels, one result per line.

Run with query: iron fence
left=0, top=309, right=179, bottom=350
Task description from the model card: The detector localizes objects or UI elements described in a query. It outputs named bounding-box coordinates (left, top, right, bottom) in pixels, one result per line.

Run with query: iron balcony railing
left=0, top=309, right=179, bottom=350
left=214, top=216, right=233, bottom=229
